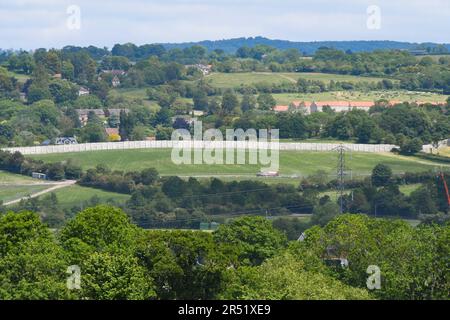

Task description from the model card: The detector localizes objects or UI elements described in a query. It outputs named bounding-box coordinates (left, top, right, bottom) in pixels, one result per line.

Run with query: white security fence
left=1, top=140, right=399, bottom=155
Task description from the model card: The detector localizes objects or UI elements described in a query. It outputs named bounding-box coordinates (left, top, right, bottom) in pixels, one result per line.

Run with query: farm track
left=3, top=180, right=77, bottom=206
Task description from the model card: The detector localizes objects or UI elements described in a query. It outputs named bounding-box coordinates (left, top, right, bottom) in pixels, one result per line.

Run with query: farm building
left=274, top=100, right=445, bottom=114
left=32, top=172, right=47, bottom=180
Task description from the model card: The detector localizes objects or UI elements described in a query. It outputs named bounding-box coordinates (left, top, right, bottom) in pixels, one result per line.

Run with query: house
left=78, top=86, right=90, bottom=96
left=32, top=172, right=47, bottom=180
left=100, top=69, right=126, bottom=76
left=105, top=127, right=119, bottom=136
left=105, top=127, right=120, bottom=141
left=289, top=101, right=317, bottom=114
left=314, top=101, right=352, bottom=112
left=186, top=64, right=213, bottom=76
left=76, top=108, right=129, bottom=126
left=55, top=137, right=78, bottom=145
left=75, top=109, right=106, bottom=126
left=98, top=69, right=126, bottom=81
left=19, top=92, right=26, bottom=102
left=273, top=105, right=289, bottom=112
left=52, top=73, right=62, bottom=79
left=111, top=75, right=120, bottom=87
left=192, top=110, right=205, bottom=117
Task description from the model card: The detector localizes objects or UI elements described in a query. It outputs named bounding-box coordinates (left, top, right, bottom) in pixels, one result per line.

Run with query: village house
left=186, top=64, right=213, bottom=76
left=75, top=108, right=129, bottom=126
left=78, top=86, right=90, bottom=96
left=75, top=109, right=106, bottom=126
left=55, top=137, right=78, bottom=145
left=111, top=75, right=121, bottom=87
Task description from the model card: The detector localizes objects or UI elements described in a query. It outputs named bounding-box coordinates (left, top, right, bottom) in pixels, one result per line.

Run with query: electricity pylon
left=333, top=144, right=351, bottom=214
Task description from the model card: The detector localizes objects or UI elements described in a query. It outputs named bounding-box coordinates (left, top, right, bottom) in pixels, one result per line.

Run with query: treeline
left=12, top=156, right=444, bottom=228
left=0, top=207, right=448, bottom=300
left=220, top=102, right=450, bottom=148
left=0, top=150, right=81, bottom=180
left=77, top=164, right=310, bottom=228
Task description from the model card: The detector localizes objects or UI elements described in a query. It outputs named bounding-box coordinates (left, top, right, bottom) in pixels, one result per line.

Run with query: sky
left=1, top=0, right=450, bottom=50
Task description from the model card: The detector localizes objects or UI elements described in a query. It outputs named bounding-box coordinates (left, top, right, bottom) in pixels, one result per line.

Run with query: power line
left=134, top=203, right=315, bottom=228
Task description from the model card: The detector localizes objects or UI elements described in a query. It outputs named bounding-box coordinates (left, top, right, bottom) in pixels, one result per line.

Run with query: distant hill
left=160, top=36, right=450, bottom=55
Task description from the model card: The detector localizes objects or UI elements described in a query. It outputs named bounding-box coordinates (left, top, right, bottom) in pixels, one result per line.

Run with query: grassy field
left=272, top=91, right=448, bottom=104
left=320, top=183, right=422, bottom=201
left=112, top=87, right=447, bottom=110
left=30, top=149, right=444, bottom=179
left=8, top=71, right=30, bottom=84
left=49, top=185, right=130, bottom=209
left=399, top=184, right=422, bottom=196
left=0, top=185, right=51, bottom=203
left=415, top=54, right=450, bottom=62
left=281, top=138, right=356, bottom=144
left=110, top=88, right=191, bottom=111
left=203, top=72, right=388, bottom=88
left=0, top=170, right=38, bottom=184
left=436, top=147, right=450, bottom=157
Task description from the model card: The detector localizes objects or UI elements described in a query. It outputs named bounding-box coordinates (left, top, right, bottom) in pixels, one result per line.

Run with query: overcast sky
left=1, top=0, right=450, bottom=50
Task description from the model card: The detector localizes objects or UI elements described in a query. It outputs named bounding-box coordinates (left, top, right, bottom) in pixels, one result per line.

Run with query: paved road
left=3, top=180, right=77, bottom=206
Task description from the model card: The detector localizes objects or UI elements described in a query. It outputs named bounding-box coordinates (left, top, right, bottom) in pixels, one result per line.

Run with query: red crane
left=439, top=172, right=450, bottom=207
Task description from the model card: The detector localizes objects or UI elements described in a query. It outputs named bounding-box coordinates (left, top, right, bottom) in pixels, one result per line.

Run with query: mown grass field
left=436, top=147, right=450, bottom=157
left=320, top=183, right=422, bottom=201
left=0, top=185, right=51, bottom=203
left=49, top=185, right=130, bottom=209
left=203, top=72, right=388, bottom=88
left=415, top=54, right=450, bottom=62
left=8, top=71, right=30, bottom=84
left=112, top=87, right=447, bottom=109
left=30, top=149, right=444, bottom=179
left=0, top=170, right=38, bottom=184
left=111, top=88, right=195, bottom=112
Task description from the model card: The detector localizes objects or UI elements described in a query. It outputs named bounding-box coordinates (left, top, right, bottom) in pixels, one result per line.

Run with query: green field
left=320, top=183, right=422, bottom=201
left=203, top=72, right=388, bottom=89
left=110, top=88, right=192, bottom=111
left=49, top=185, right=130, bottom=209
left=0, top=185, right=51, bottom=203
left=30, top=149, right=444, bottom=179
left=8, top=71, right=30, bottom=84
left=415, top=54, right=450, bottom=62
left=0, top=170, right=38, bottom=184
left=399, top=184, right=422, bottom=196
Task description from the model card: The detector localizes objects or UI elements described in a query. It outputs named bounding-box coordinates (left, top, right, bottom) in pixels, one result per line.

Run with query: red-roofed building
left=274, top=100, right=379, bottom=113
left=105, top=128, right=119, bottom=136
left=273, top=105, right=289, bottom=112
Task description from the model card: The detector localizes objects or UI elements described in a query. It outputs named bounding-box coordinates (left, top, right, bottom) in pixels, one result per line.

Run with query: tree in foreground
left=213, top=216, right=287, bottom=266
